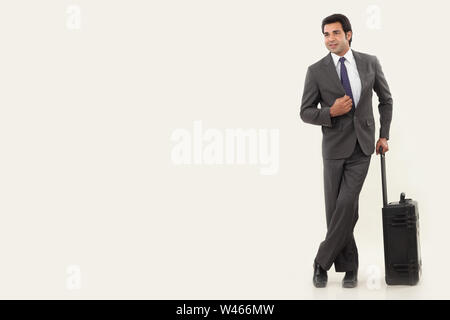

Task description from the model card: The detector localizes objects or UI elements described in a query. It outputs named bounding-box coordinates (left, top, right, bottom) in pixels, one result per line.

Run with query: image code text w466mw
left=176, top=304, right=275, bottom=317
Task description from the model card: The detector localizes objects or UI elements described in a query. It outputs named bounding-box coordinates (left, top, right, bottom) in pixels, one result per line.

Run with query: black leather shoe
left=313, top=261, right=328, bottom=288
left=342, top=270, right=358, bottom=288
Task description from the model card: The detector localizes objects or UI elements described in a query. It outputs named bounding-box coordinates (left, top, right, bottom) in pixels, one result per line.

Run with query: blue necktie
left=339, top=57, right=355, bottom=111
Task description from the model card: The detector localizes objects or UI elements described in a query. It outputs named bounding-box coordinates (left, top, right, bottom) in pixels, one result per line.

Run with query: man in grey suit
left=300, top=14, right=392, bottom=288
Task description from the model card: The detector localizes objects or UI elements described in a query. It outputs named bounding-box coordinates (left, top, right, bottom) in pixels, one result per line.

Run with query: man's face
left=323, top=22, right=351, bottom=56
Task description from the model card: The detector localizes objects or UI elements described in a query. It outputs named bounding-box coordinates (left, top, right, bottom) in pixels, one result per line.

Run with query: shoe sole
left=313, top=281, right=327, bottom=288
left=342, top=281, right=357, bottom=288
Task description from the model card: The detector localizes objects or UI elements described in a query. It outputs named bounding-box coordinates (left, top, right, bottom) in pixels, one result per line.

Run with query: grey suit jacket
left=300, top=49, right=393, bottom=159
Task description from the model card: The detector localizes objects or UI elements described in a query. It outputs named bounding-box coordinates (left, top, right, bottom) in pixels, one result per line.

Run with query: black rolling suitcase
left=379, top=147, right=422, bottom=285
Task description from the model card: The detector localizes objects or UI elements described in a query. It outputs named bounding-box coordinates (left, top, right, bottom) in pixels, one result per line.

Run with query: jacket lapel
left=352, top=50, right=369, bottom=108
left=322, top=53, right=346, bottom=96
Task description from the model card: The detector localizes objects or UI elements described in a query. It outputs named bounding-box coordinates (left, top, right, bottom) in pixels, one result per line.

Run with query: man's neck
left=336, top=47, right=350, bottom=57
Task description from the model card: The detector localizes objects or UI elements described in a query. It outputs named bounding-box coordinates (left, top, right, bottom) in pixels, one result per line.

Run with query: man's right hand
left=330, top=95, right=353, bottom=117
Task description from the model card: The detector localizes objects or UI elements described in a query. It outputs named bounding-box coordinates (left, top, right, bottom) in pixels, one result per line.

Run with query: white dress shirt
left=331, top=49, right=362, bottom=108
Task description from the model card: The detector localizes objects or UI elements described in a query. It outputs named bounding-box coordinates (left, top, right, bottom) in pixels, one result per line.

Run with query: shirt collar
left=331, top=48, right=355, bottom=67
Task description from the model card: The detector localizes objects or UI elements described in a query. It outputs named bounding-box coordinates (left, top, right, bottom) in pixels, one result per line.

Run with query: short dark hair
left=321, top=14, right=353, bottom=46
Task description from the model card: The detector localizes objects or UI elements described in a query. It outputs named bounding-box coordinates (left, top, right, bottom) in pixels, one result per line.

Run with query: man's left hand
left=376, top=138, right=389, bottom=155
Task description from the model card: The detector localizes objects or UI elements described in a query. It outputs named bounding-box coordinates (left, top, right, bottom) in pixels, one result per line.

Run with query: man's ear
left=346, top=31, right=352, bottom=43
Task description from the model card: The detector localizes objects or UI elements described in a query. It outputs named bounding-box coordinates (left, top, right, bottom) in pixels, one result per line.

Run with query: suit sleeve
left=373, top=56, right=393, bottom=140
left=299, top=66, right=332, bottom=127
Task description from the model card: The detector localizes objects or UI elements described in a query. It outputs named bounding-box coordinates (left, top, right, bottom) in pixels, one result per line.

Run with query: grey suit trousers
left=315, top=140, right=371, bottom=272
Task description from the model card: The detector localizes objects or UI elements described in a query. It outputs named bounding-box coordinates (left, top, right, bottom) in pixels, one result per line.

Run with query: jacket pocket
left=366, top=118, right=375, bottom=127
left=322, top=120, right=342, bottom=133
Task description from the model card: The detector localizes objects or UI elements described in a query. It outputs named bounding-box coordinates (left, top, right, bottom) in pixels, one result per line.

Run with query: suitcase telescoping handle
left=380, top=147, right=408, bottom=207
left=379, top=146, right=388, bottom=207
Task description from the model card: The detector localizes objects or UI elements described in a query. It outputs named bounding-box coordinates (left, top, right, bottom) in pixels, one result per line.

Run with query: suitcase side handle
left=379, top=146, right=388, bottom=207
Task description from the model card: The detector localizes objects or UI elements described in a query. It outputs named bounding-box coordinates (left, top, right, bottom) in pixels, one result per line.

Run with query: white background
left=0, top=0, right=447, bottom=299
